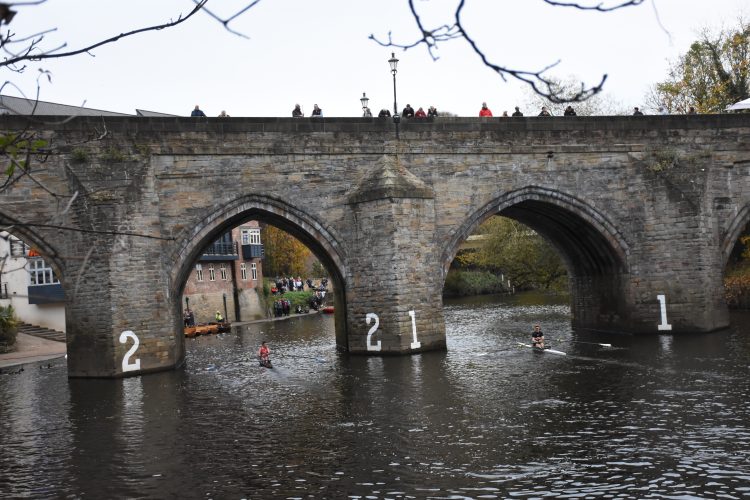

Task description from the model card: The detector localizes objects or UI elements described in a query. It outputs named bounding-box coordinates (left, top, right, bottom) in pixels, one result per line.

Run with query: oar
left=569, top=340, right=613, bottom=348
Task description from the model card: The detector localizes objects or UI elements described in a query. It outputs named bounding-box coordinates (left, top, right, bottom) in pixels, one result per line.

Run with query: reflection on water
left=1, top=292, right=750, bottom=498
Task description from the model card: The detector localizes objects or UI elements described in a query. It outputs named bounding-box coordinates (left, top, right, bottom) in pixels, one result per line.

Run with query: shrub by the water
left=443, top=270, right=508, bottom=297
left=0, top=305, right=19, bottom=354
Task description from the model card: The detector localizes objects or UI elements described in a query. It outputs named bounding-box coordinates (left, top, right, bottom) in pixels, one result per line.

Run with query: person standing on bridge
left=402, top=104, right=415, bottom=118
left=292, top=104, right=303, bottom=117
left=311, top=104, right=323, bottom=117
left=191, top=105, right=206, bottom=117
left=479, top=102, right=493, bottom=117
left=512, top=106, right=523, bottom=117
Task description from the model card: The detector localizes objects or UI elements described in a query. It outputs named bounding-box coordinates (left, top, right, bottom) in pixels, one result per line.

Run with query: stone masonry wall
left=0, top=114, right=748, bottom=377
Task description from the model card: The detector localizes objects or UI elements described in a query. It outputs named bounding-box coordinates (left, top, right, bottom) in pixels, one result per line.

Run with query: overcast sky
left=3, top=0, right=747, bottom=117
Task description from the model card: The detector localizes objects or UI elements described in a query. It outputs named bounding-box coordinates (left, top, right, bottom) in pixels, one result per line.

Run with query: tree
left=477, top=216, right=568, bottom=291
left=522, top=75, right=628, bottom=116
left=648, top=19, right=750, bottom=113
left=260, top=225, right=311, bottom=278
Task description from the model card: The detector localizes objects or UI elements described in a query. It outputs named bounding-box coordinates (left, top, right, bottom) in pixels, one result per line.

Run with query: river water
left=1, top=293, right=750, bottom=499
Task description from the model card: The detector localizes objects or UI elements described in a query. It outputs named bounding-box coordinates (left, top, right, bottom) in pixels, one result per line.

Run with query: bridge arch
left=169, top=194, right=349, bottom=347
left=0, top=210, right=67, bottom=282
left=443, top=186, right=630, bottom=274
left=720, top=204, right=750, bottom=268
left=442, top=186, right=632, bottom=332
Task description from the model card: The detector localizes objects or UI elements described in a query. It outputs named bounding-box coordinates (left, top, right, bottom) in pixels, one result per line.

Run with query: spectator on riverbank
left=633, top=107, right=644, bottom=116
left=479, top=102, right=493, bottom=117
left=402, top=104, right=415, bottom=118
left=564, top=106, right=576, bottom=116
left=378, top=108, right=391, bottom=118
left=218, top=110, right=229, bottom=117
left=512, top=106, right=523, bottom=117
left=538, top=106, right=552, bottom=117
left=191, top=105, right=206, bottom=117
left=311, top=104, right=322, bottom=117
left=415, top=107, right=427, bottom=118
left=428, top=106, right=438, bottom=118
left=292, top=104, right=303, bottom=117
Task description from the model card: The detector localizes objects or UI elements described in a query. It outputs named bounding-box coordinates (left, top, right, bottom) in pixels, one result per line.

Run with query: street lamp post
left=360, top=92, right=370, bottom=117
left=388, top=52, right=400, bottom=139
left=222, top=292, right=228, bottom=324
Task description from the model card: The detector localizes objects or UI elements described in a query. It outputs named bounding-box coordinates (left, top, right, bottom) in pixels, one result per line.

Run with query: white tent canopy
left=727, top=97, right=750, bottom=110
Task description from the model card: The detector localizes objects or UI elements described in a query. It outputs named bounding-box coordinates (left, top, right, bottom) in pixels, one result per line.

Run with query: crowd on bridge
left=190, top=101, right=700, bottom=119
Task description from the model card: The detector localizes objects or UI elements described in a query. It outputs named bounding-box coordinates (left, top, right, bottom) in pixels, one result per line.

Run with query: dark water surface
left=2, top=293, right=750, bottom=499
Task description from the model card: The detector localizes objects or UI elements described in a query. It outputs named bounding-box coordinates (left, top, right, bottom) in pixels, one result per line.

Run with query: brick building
left=182, top=222, right=265, bottom=324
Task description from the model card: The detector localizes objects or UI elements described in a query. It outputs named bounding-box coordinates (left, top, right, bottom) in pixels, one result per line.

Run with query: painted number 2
left=364, top=311, right=421, bottom=350
left=656, top=294, right=672, bottom=331
left=119, top=330, right=141, bottom=372
left=366, top=313, right=381, bottom=351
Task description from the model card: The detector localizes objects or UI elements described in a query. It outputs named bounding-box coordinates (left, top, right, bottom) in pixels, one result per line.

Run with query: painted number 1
left=119, top=330, right=141, bottom=372
left=408, top=310, right=421, bottom=349
left=657, top=294, right=672, bottom=331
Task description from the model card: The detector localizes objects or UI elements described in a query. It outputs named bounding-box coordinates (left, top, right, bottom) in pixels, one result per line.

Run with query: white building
left=0, top=232, right=66, bottom=332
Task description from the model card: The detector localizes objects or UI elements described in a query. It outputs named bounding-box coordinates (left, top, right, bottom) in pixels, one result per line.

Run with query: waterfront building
left=182, top=222, right=265, bottom=324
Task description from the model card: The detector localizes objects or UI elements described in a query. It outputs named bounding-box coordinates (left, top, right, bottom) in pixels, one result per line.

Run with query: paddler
left=258, top=341, right=271, bottom=367
left=531, top=324, right=545, bottom=348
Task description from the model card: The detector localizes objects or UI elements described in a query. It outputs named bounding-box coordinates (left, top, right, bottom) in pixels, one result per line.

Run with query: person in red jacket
left=415, top=107, right=427, bottom=118
left=479, top=102, right=493, bottom=117
left=258, top=341, right=271, bottom=367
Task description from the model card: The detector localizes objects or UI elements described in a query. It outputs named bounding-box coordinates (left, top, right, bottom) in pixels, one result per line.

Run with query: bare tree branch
left=0, top=221, right=176, bottom=241
left=371, top=0, right=645, bottom=102
left=541, top=0, right=644, bottom=12
left=192, top=0, right=263, bottom=39
left=0, top=0, right=208, bottom=69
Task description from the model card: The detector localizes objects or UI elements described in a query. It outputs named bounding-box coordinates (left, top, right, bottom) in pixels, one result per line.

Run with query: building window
left=240, top=263, right=247, bottom=280
left=208, top=264, right=215, bottom=281
left=251, top=263, right=257, bottom=281
left=196, top=264, right=203, bottom=282
left=10, top=238, right=29, bottom=257
left=242, top=228, right=261, bottom=245
left=28, top=258, right=60, bottom=285
left=220, top=264, right=228, bottom=281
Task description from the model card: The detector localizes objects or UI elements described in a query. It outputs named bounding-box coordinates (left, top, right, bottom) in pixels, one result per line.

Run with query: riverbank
left=0, top=332, right=66, bottom=369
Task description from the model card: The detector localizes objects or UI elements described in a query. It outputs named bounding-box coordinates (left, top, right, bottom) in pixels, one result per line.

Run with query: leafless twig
left=371, top=0, right=645, bottom=102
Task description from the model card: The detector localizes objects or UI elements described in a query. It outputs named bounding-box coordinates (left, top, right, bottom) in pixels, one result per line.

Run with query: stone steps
left=17, top=323, right=66, bottom=343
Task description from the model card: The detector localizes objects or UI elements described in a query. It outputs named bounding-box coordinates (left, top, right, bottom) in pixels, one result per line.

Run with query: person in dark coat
left=378, top=108, right=391, bottom=118
left=292, top=104, right=303, bottom=117
left=191, top=105, right=206, bottom=117
left=511, top=106, right=523, bottom=117
left=564, top=106, right=577, bottom=116
left=402, top=104, right=415, bottom=118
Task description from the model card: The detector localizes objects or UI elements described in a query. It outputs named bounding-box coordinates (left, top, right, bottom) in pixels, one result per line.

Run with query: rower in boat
left=531, top=324, right=545, bottom=349
left=258, top=341, right=272, bottom=368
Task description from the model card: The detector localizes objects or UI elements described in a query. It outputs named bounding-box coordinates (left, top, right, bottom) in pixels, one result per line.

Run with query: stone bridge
left=1, top=114, right=748, bottom=377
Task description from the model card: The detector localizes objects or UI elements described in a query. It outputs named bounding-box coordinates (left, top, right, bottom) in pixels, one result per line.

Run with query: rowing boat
left=517, top=342, right=566, bottom=356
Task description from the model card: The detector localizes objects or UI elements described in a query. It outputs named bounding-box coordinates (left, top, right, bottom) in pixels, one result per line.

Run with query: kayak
left=517, top=342, right=566, bottom=356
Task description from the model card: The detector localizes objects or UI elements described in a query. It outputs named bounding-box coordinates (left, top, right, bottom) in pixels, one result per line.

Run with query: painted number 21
left=366, top=310, right=421, bottom=351
left=119, top=330, right=141, bottom=372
